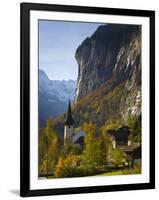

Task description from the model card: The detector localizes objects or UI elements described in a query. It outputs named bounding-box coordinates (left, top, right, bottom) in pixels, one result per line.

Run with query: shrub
left=110, top=148, right=126, bottom=167
left=54, top=155, right=84, bottom=178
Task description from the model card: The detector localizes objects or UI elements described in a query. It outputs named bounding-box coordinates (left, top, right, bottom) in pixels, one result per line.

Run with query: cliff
left=73, top=24, right=141, bottom=125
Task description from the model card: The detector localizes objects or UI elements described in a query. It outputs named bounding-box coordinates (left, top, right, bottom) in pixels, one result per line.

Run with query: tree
left=83, top=121, right=97, bottom=140
left=39, top=119, right=60, bottom=176
left=82, top=122, right=108, bottom=173
left=61, top=142, right=82, bottom=156
left=54, top=157, right=65, bottom=178
left=83, top=139, right=106, bottom=169
left=54, top=155, right=81, bottom=178
left=110, top=148, right=126, bottom=167
left=100, top=119, right=121, bottom=135
left=127, top=114, right=141, bottom=143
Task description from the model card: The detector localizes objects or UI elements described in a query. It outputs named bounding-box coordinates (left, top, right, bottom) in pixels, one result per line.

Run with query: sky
left=39, top=20, right=103, bottom=80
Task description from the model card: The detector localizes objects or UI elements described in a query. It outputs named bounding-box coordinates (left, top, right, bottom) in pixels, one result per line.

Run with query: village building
left=64, top=100, right=86, bottom=146
left=107, top=126, right=131, bottom=148
left=107, top=126, right=141, bottom=167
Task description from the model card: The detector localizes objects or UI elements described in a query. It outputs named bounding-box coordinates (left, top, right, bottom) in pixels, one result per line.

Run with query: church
left=64, top=100, right=86, bottom=146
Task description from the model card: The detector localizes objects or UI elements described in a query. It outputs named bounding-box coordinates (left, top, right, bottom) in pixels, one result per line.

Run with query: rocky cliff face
left=74, top=24, right=141, bottom=124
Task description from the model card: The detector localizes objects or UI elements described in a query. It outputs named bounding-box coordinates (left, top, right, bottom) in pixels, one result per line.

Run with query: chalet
left=107, top=126, right=141, bottom=167
left=107, top=126, right=131, bottom=148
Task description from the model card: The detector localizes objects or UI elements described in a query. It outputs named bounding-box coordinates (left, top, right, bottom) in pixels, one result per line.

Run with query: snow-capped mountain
left=39, top=69, right=76, bottom=126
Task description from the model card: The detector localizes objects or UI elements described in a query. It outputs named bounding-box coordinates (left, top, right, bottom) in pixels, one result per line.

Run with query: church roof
left=64, top=100, right=74, bottom=126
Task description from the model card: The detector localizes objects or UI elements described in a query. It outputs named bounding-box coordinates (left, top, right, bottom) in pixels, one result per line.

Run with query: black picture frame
left=20, top=2, right=155, bottom=197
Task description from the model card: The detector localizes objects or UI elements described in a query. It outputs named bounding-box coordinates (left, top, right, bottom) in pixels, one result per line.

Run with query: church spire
left=64, top=100, right=74, bottom=126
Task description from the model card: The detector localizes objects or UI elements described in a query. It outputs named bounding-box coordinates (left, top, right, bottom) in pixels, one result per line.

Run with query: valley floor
left=95, top=169, right=141, bottom=176
left=42, top=168, right=141, bottom=179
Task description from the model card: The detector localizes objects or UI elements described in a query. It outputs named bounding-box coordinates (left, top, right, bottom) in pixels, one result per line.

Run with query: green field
left=95, top=169, right=141, bottom=176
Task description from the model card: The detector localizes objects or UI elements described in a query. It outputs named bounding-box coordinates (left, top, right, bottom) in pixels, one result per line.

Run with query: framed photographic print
left=20, top=2, right=155, bottom=197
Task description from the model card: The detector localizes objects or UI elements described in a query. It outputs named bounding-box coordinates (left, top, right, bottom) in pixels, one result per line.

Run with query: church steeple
left=64, top=100, right=74, bottom=145
left=64, top=100, right=74, bottom=126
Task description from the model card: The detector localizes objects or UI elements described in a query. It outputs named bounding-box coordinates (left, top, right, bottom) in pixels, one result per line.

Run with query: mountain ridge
left=39, top=69, right=76, bottom=126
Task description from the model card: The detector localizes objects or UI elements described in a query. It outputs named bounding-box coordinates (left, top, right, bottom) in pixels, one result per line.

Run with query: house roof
left=72, top=130, right=86, bottom=143
left=107, top=126, right=131, bottom=142
left=119, top=143, right=141, bottom=152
